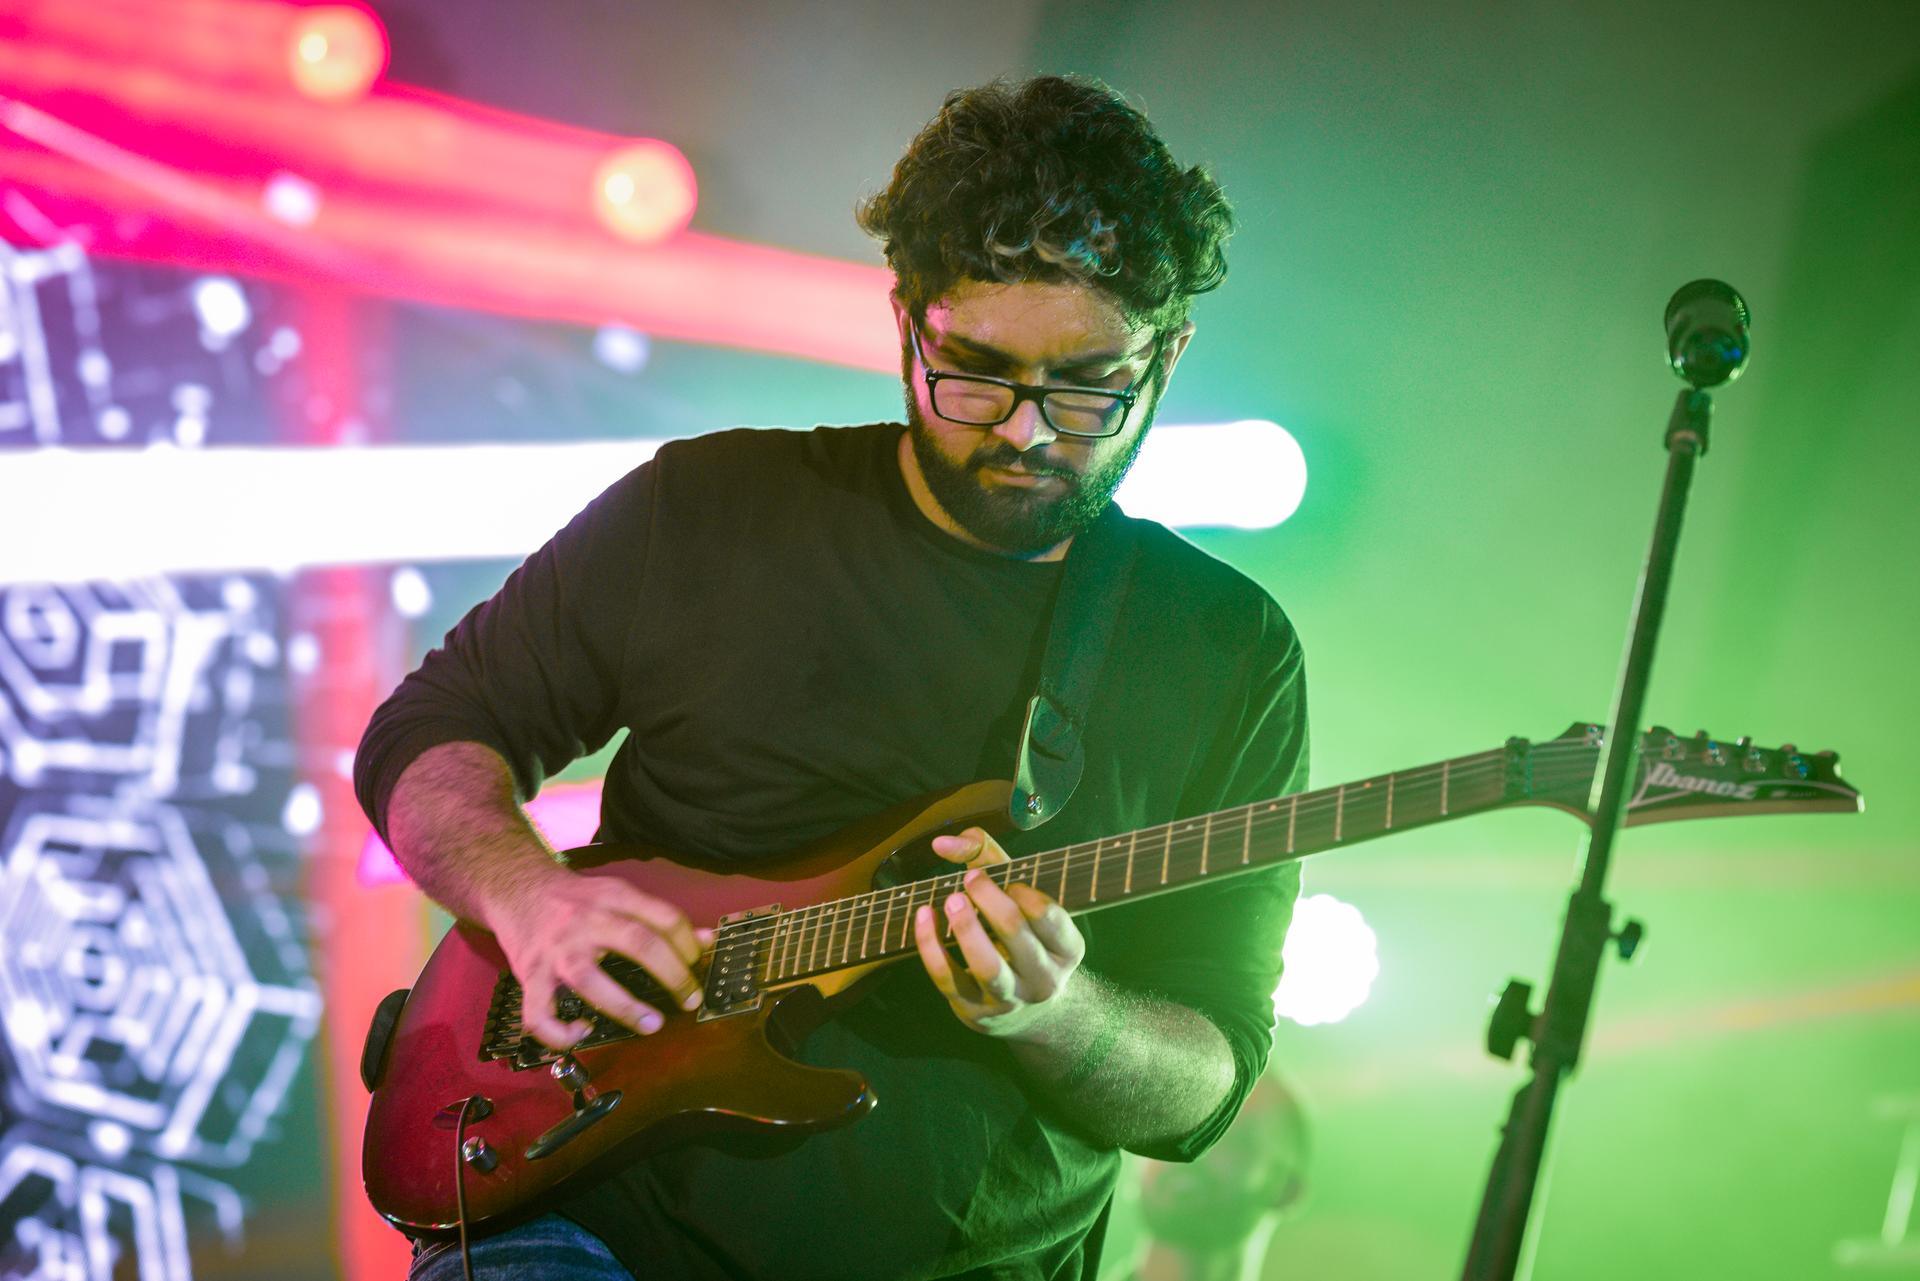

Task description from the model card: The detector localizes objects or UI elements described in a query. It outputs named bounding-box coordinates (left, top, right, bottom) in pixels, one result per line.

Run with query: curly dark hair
left=857, top=75, right=1234, bottom=333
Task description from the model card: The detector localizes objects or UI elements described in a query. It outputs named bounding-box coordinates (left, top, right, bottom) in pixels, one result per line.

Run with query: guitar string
left=715, top=747, right=1578, bottom=966
left=730, top=746, right=1633, bottom=982
left=525, top=739, right=1781, bottom=1034
left=552, top=749, right=1522, bottom=1013
left=731, top=736, right=1806, bottom=977
left=757, top=752, right=1590, bottom=979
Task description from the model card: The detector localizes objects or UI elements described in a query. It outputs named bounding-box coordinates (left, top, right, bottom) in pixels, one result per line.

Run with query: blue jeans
left=407, top=1213, right=633, bottom=1281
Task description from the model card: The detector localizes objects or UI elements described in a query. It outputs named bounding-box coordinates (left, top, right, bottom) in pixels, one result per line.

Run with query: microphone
left=1664, top=279, right=1750, bottom=388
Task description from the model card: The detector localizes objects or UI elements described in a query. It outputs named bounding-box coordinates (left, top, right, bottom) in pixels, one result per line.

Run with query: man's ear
left=889, top=292, right=910, bottom=345
left=1161, top=320, right=1198, bottom=384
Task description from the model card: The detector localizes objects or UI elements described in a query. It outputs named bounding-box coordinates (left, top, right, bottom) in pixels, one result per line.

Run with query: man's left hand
left=913, top=826, right=1086, bottom=1041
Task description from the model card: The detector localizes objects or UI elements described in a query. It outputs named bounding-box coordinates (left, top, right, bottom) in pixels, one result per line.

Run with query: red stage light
left=0, top=143, right=896, bottom=371
left=592, top=139, right=699, bottom=244
left=3, top=0, right=390, bottom=98
left=286, top=4, right=388, bottom=102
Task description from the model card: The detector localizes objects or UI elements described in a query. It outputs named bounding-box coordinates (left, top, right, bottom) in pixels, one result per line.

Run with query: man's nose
left=993, top=398, right=1057, bottom=453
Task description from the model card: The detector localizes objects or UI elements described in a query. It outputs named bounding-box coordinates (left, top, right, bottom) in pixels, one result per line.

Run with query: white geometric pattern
left=0, top=799, right=319, bottom=1166
left=0, top=1128, right=245, bottom=1281
left=0, top=577, right=282, bottom=803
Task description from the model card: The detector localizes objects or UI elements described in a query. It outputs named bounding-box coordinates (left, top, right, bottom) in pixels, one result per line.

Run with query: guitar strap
left=1007, top=502, right=1140, bottom=831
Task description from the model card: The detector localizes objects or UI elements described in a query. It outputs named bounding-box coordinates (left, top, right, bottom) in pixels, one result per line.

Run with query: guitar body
left=362, top=779, right=1013, bottom=1234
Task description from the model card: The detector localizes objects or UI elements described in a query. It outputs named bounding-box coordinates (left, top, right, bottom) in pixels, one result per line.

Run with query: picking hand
left=914, top=827, right=1086, bottom=1041
left=484, top=866, right=711, bottom=1050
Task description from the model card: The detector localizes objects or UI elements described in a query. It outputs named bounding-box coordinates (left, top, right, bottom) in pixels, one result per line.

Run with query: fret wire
left=732, top=747, right=1602, bottom=977
left=1334, top=784, right=1344, bottom=843
left=879, top=756, right=1520, bottom=948
left=1089, top=839, right=1101, bottom=903
left=785, top=756, right=1587, bottom=979
left=1200, top=816, right=1211, bottom=876
left=731, top=747, right=1597, bottom=976
left=1386, top=773, right=1394, bottom=829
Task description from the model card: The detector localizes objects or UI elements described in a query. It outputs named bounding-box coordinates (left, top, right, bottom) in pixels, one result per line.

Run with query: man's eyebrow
left=932, top=329, right=1148, bottom=372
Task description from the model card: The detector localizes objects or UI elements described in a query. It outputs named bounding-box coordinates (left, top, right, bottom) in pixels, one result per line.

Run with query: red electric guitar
left=360, top=723, right=1861, bottom=1234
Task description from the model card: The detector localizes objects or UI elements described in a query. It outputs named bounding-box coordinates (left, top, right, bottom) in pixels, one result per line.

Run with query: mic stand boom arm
left=1461, top=281, right=1745, bottom=1280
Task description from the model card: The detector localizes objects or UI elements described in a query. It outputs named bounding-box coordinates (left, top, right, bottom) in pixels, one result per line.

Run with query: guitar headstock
left=1516, top=722, right=1863, bottom=825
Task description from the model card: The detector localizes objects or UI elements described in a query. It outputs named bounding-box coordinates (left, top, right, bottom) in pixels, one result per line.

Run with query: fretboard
left=754, top=745, right=1523, bottom=986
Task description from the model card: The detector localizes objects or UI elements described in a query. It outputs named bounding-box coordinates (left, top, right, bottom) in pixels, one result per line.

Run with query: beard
left=904, top=395, right=1153, bottom=557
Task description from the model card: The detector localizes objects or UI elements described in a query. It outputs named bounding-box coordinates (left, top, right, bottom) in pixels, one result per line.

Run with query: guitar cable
left=454, top=1095, right=479, bottom=1281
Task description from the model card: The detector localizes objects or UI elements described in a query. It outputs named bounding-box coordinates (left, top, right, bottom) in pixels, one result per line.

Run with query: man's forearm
left=384, top=740, right=565, bottom=928
left=1007, top=969, right=1235, bottom=1152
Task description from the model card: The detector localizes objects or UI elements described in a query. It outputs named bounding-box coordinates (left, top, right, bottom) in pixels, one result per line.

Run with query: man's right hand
left=482, top=867, right=710, bottom=1050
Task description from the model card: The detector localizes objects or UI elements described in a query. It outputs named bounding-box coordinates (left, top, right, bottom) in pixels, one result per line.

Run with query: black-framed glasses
left=909, top=319, right=1161, bottom=440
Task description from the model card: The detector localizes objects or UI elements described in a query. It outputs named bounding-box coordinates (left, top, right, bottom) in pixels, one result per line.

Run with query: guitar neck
left=758, top=745, right=1521, bottom=988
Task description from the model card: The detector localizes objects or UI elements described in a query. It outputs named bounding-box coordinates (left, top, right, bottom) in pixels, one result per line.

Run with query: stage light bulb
left=288, top=6, right=389, bottom=102
left=592, top=141, right=699, bottom=244
left=1273, top=893, right=1380, bottom=1026
left=191, top=277, right=251, bottom=340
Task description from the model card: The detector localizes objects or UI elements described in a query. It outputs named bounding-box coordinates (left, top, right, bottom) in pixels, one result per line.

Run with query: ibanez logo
left=1641, top=760, right=1758, bottom=801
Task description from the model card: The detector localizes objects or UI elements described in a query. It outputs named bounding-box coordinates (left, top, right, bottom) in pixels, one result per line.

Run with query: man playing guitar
left=357, top=74, right=1307, bottom=1280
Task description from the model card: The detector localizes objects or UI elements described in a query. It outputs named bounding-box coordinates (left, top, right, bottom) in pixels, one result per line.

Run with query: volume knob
left=551, top=1055, right=590, bottom=1092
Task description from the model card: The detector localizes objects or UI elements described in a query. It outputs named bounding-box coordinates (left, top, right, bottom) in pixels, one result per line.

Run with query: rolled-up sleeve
left=1096, top=604, right=1308, bottom=1162
left=352, top=459, right=657, bottom=844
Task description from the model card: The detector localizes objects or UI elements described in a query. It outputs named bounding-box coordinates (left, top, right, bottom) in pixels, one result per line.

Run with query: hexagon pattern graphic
left=2, top=238, right=322, bottom=1280
left=0, top=800, right=320, bottom=1164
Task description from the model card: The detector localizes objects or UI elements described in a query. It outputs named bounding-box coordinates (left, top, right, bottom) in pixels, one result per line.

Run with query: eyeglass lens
left=931, top=380, right=1122, bottom=436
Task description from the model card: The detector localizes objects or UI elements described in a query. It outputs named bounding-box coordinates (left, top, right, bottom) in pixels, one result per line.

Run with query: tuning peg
left=1779, top=743, right=1797, bottom=753
left=1815, top=749, right=1839, bottom=761
left=1735, top=735, right=1753, bottom=749
left=1614, top=918, right=1646, bottom=962
left=1694, top=729, right=1711, bottom=738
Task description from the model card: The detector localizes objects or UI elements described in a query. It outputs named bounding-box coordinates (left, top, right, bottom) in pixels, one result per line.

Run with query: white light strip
left=1116, top=418, right=1307, bottom=531
left=0, top=423, right=1304, bottom=584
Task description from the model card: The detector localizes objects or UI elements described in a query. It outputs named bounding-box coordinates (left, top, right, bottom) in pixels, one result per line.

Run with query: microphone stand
left=1459, top=283, right=1748, bottom=1280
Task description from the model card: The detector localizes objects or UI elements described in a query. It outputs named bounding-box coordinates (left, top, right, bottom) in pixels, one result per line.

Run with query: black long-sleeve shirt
left=355, top=423, right=1308, bottom=1280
